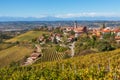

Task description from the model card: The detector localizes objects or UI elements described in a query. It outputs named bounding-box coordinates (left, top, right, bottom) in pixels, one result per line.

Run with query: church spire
left=74, top=21, right=77, bottom=28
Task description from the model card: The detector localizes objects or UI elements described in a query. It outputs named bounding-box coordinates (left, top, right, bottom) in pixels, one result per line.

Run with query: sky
left=0, top=0, right=120, bottom=18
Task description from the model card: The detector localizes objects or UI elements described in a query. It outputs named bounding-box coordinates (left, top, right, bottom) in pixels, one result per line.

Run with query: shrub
left=96, top=40, right=115, bottom=52
left=55, top=45, right=68, bottom=52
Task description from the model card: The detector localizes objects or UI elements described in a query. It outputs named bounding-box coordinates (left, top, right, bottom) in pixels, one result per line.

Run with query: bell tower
left=74, top=21, right=77, bottom=28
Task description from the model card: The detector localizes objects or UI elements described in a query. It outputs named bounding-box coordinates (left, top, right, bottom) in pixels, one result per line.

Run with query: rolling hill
left=5, top=30, right=49, bottom=43
left=0, top=30, right=50, bottom=67
left=0, top=30, right=120, bottom=79
left=0, top=45, right=33, bottom=67
left=0, top=49, right=119, bottom=79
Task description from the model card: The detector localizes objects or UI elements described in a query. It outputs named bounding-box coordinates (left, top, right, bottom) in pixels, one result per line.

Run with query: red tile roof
left=102, top=29, right=111, bottom=33
left=115, top=36, right=120, bottom=40
left=112, top=28, right=120, bottom=33
left=74, top=27, right=86, bottom=33
left=31, top=53, right=41, bottom=57
left=69, top=35, right=74, bottom=38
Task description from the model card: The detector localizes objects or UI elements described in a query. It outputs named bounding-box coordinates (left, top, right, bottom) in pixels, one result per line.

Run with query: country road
left=23, top=44, right=42, bottom=66
left=35, top=44, right=41, bottom=52
left=69, top=42, right=75, bottom=57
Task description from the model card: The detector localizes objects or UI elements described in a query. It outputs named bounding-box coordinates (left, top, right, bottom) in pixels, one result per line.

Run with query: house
left=73, top=21, right=87, bottom=35
left=66, top=27, right=74, bottom=32
left=115, top=36, right=120, bottom=44
left=68, top=35, right=75, bottom=42
left=25, top=57, right=34, bottom=64
left=74, top=26, right=87, bottom=33
left=55, top=34, right=63, bottom=42
left=74, top=26, right=87, bottom=37
left=65, top=21, right=88, bottom=37
left=24, top=52, right=41, bottom=65
left=111, top=27, right=120, bottom=33
left=38, top=36, right=44, bottom=42
left=92, top=28, right=102, bottom=37
left=30, top=52, right=41, bottom=58
left=113, top=28, right=120, bottom=44
left=112, top=28, right=120, bottom=36
left=102, top=27, right=111, bottom=34
left=49, top=33, right=63, bottom=43
left=27, top=57, right=33, bottom=62
left=51, top=36, right=54, bottom=42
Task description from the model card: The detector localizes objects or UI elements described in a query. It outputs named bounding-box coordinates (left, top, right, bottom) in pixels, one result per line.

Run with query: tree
left=103, top=32, right=115, bottom=43
left=53, top=37, right=58, bottom=44
left=54, top=27, right=63, bottom=34
left=96, top=40, right=115, bottom=52
left=89, top=35, right=97, bottom=48
left=55, top=45, right=68, bottom=52
left=70, top=30, right=75, bottom=35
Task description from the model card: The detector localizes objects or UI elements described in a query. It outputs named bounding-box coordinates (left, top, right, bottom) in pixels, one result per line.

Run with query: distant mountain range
left=0, top=16, right=120, bottom=21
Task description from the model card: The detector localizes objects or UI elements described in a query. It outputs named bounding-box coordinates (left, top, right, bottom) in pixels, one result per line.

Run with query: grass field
left=0, top=45, right=33, bottom=67
left=0, top=43, right=14, bottom=51
left=0, top=30, right=50, bottom=67
left=5, top=30, right=49, bottom=43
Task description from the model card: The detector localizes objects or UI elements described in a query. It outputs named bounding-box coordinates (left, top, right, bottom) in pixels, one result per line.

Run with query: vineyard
left=36, top=48, right=65, bottom=63
left=0, top=49, right=120, bottom=80
left=5, top=30, right=49, bottom=43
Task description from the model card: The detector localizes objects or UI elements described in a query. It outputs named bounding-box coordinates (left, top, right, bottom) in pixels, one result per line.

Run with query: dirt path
left=22, top=44, right=42, bottom=66
left=69, top=42, right=75, bottom=57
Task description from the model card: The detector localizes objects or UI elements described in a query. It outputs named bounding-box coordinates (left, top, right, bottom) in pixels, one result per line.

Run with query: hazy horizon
left=0, top=0, right=120, bottom=21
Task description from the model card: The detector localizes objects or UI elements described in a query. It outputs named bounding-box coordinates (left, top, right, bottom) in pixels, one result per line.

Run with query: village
left=23, top=21, right=120, bottom=65
left=1, top=0, right=120, bottom=79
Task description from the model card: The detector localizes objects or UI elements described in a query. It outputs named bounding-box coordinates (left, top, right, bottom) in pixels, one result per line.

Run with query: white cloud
left=0, top=14, right=47, bottom=18
left=0, top=12, right=120, bottom=18
left=54, top=12, right=120, bottom=18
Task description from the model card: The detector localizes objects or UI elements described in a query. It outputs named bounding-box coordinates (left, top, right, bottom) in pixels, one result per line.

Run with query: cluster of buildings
left=92, top=27, right=120, bottom=43
left=38, top=33, right=63, bottom=44
left=38, top=21, right=120, bottom=44
left=24, top=45, right=41, bottom=65
left=24, top=22, right=120, bottom=66
left=64, top=21, right=87, bottom=36
left=64, top=21, right=120, bottom=44
left=63, top=21, right=87, bottom=42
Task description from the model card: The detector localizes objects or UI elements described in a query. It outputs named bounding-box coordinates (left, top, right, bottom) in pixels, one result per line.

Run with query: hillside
left=5, top=30, right=49, bottom=43
left=0, top=49, right=120, bottom=79
left=36, top=47, right=65, bottom=63
left=0, top=45, right=33, bottom=67
left=0, top=27, right=120, bottom=79
left=0, top=30, right=49, bottom=67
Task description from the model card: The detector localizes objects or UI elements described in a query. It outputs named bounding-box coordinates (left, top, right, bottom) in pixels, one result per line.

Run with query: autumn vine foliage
left=0, top=49, right=120, bottom=80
